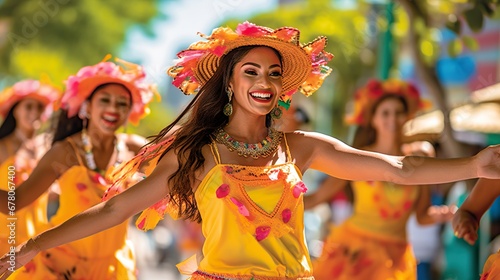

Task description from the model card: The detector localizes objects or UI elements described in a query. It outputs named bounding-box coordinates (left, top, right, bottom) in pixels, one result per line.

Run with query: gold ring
left=454, top=231, right=459, bottom=237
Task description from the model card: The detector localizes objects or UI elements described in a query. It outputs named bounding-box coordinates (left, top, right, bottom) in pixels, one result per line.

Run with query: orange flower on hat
left=60, top=55, right=160, bottom=125
left=345, top=79, right=431, bottom=126
left=0, top=79, right=61, bottom=120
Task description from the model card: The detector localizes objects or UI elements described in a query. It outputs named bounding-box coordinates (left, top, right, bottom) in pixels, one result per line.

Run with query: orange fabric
left=12, top=166, right=136, bottom=280
left=313, top=223, right=416, bottom=280
left=313, top=180, right=419, bottom=280
left=349, top=180, right=418, bottom=242
left=481, top=251, right=500, bottom=280
left=0, top=156, right=49, bottom=255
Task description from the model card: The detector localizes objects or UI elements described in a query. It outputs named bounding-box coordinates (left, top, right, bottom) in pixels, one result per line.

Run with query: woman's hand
left=452, top=208, right=479, bottom=245
left=0, top=238, right=40, bottom=280
left=475, top=144, right=500, bottom=179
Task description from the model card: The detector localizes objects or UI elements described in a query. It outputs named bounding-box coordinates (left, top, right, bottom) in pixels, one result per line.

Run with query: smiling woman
left=0, top=79, right=60, bottom=259
left=3, top=22, right=500, bottom=280
left=0, top=57, right=158, bottom=280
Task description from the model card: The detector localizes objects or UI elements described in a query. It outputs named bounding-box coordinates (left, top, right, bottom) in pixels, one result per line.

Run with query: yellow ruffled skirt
left=313, top=223, right=416, bottom=280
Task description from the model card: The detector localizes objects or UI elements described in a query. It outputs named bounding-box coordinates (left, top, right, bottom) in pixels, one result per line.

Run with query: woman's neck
left=370, top=136, right=403, bottom=155
left=85, top=126, right=116, bottom=151
left=224, top=116, right=269, bottom=144
left=14, top=128, right=34, bottom=142
left=222, top=125, right=269, bottom=144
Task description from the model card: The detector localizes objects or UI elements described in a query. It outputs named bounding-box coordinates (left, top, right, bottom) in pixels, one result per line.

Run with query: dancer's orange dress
left=313, top=180, right=419, bottom=280
left=12, top=139, right=136, bottom=280
left=480, top=251, right=500, bottom=280
left=0, top=154, right=48, bottom=255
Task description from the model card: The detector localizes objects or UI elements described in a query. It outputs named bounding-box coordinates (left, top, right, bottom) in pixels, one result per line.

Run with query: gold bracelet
left=29, top=238, right=42, bottom=252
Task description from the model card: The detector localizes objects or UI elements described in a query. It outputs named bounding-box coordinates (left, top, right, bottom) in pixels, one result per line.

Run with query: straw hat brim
left=194, top=36, right=312, bottom=93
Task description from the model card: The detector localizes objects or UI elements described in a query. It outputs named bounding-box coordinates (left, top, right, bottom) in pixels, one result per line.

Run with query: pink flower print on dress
left=292, top=181, right=307, bottom=198
left=282, top=209, right=291, bottom=223
left=91, top=173, right=107, bottom=186
left=255, top=226, right=271, bottom=241
left=225, top=166, right=234, bottom=174
left=216, top=184, right=230, bottom=198
left=230, top=197, right=250, bottom=217
left=76, top=183, right=87, bottom=191
left=137, top=218, right=146, bottom=230
left=403, top=200, right=413, bottom=211
left=380, top=209, right=389, bottom=219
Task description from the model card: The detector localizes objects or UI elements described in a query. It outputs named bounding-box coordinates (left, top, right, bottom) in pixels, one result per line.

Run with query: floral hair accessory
left=0, top=79, right=61, bottom=120
left=345, top=79, right=431, bottom=126
left=60, top=55, right=160, bottom=125
left=168, top=21, right=333, bottom=109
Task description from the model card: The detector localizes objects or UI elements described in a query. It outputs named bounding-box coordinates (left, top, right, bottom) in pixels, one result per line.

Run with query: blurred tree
left=0, top=0, right=163, bottom=86
left=224, top=0, right=375, bottom=139
left=396, top=0, right=500, bottom=157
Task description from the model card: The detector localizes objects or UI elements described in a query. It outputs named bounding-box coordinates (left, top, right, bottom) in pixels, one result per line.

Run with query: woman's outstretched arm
left=0, top=149, right=179, bottom=279
left=290, top=131, right=500, bottom=185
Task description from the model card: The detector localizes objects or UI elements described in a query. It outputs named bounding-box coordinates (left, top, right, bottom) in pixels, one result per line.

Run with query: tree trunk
left=398, top=0, right=466, bottom=158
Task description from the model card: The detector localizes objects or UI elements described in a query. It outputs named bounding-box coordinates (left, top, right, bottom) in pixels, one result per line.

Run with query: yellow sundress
left=12, top=139, right=136, bottom=280
left=313, top=180, right=419, bottom=280
left=132, top=135, right=313, bottom=279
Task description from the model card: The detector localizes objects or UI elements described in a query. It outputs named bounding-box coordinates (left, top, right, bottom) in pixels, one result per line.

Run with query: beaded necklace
left=81, top=130, right=120, bottom=176
left=215, top=128, right=283, bottom=159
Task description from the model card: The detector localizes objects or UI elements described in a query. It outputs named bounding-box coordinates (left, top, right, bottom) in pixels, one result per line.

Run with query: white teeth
left=250, top=92, right=271, bottom=99
left=103, top=116, right=117, bottom=122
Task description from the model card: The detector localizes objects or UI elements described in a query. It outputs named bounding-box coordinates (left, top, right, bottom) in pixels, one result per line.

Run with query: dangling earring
left=78, top=102, right=89, bottom=129
left=223, top=88, right=233, bottom=116
left=78, top=102, right=89, bottom=120
left=270, top=106, right=282, bottom=120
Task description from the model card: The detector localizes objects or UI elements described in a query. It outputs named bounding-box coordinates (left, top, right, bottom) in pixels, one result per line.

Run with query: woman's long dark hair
left=0, top=104, right=18, bottom=140
left=351, top=94, right=408, bottom=149
left=151, top=46, right=282, bottom=222
left=51, top=83, right=131, bottom=145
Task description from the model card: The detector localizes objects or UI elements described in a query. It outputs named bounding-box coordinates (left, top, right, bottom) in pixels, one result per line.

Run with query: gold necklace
left=215, top=128, right=283, bottom=159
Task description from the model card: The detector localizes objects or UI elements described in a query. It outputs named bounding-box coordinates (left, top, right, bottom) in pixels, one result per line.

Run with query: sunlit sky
left=122, top=0, right=277, bottom=87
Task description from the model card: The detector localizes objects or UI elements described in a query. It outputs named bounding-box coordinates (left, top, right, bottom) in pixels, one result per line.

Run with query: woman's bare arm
left=0, top=141, right=74, bottom=214
left=31, top=149, right=178, bottom=251
left=290, top=131, right=500, bottom=185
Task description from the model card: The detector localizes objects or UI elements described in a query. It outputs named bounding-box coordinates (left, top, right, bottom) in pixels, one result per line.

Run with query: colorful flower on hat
left=345, top=79, right=431, bottom=126
left=168, top=21, right=333, bottom=109
left=0, top=79, right=61, bottom=120
left=60, top=55, right=160, bottom=125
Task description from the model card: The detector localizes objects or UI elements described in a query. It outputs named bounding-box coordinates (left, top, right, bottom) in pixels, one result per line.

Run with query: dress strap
left=66, top=138, right=85, bottom=167
left=209, top=141, right=221, bottom=165
left=283, top=133, right=292, bottom=163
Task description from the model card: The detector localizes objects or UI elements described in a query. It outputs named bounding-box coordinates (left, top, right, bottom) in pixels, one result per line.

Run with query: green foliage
left=435, top=0, right=500, bottom=35
left=0, top=0, right=160, bottom=85
left=396, top=0, right=499, bottom=62
left=463, top=3, right=484, bottom=32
